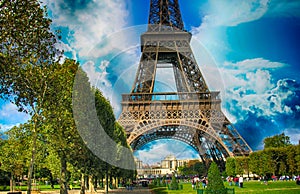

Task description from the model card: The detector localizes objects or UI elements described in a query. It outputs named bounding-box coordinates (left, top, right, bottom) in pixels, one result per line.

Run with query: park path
left=96, top=187, right=152, bottom=194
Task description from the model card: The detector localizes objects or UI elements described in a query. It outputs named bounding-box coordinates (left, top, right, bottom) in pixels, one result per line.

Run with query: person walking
left=239, top=176, right=244, bottom=188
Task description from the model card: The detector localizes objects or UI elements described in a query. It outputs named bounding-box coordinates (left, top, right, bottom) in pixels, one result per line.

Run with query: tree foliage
left=0, top=0, right=61, bottom=100
left=206, top=162, right=226, bottom=194
left=264, top=133, right=291, bottom=149
left=178, top=161, right=206, bottom=176
left=0, top=125, right=31, bottom=191
left=170, top=173, right=179, bottom=190
left=0, top=1, right=61, bottom=193
left=235, top=156, right=249, bottom=176
left=225, top=157, right=236, bottom=177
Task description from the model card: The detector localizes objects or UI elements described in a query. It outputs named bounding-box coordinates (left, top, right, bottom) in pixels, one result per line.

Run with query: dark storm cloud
left=234, top=79, right=300, bottom=150
left=236, top=113, right=282, bottom=150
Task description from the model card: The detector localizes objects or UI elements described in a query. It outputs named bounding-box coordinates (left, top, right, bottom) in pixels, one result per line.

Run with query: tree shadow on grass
left=151, top=187, right=168, bottom=194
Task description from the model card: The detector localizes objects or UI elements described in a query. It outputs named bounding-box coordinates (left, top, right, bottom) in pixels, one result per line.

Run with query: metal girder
left=132, top=32, right=209, bottom=93
left=148, top=0, right=184, bottom=32
left=130, top=124, right=231, bottom=169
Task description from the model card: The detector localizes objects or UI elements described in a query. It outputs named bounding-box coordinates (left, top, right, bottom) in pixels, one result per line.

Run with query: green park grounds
left=149, top=180, right=300, bottom=194
left=1, top=180, right=300, bottom=193
left=0, top=184, right=80, bottom=192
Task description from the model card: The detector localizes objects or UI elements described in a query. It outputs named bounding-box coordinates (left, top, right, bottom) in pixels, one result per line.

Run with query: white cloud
left=191, top=0, right=271, bottom=67
left=219, top=58, right=296, bottom=122
left=284, top=128, right=300, bottom=145
left=55, top=41, right=77, bottom=61
left=225, top=58, right=286, bottom=70
left=200, top=0, right=269, bottom=27
left=82, top=60, right=111, bottom=89
left=45, top=0, right=129, bottom=58
left=0, top=123, right=21, bottom=134
left=134, top=140, right=199, bottom=164
left=0, top=102, right=29, bottom=125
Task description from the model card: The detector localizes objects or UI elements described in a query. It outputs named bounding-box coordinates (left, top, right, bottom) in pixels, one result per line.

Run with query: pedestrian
left=192, top=179, right=195, bottom=189
left=239, top=176, right=243, bottom=188
left=234, top=177, right=239, bottom=186
left=202, top=178, right=207, bottom=188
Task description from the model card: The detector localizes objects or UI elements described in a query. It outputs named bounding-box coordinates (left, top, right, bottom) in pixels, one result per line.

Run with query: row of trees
left=176, top=133, right=300, bottom=179
left=0, top=1, right=135, bottom=194
left=226, top=134, right=300, bottom=178
left=0, top=61, right=136, bottom=193
left=177, top=160, right=206, bottom=176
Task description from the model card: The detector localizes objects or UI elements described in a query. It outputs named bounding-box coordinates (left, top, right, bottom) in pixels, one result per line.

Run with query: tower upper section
left=148, top=0, right=184, bottom=32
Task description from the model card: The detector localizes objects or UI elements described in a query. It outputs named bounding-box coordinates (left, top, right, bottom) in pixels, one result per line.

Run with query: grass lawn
left=150, top=181, right=300, bottom=194
left=0, top=184, right=80, bottom=191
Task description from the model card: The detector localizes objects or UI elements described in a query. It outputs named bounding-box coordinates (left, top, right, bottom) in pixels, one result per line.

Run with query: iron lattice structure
left=118, top=0, right=252, bottom=169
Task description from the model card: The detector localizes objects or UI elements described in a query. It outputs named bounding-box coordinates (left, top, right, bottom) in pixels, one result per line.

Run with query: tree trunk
left=27, top=123, right=38, bottom=194
left=60, top=155, right=68, bottom=194
left=10, top=173, right=14, bottom=192
left=85, top=175, right=89, bottom=191
left=94, top=176, right=98, bottom=191
left=49, top=172, right=55, bottom=189
left=88, top=175, right=94, bottom=193
left=105, top=164, right=109, bottom=194
left=80, top=174, right=85, bottom=194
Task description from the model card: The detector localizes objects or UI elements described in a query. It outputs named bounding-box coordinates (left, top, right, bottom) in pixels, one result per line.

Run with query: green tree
left=225, top=157, right=236, bottom=177
left=264, top=133, right=291, bottom=149
left=235, top=156, right=249, bottom=177
left=0, top=123, right=42, bottom=191
left=0, top=1, right=61, bottom=193
left=286, top=145, right=300, bottom=175
left=42, top=60, right=89, bottom=194
left=295, top=145, right=300, bottom=174
left=170, top=173, right=179, bottom=190
left=206, top=162, right=226, bottom=194
left=43, top=149, right=61, bottom=189
left=193, top=162, right=206, bottom=176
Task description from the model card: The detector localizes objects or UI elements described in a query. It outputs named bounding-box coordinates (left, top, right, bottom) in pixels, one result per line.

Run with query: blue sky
left=1, top=0, right=300, bottom=164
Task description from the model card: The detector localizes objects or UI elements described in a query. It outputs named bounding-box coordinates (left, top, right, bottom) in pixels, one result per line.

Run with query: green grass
left=150, top=181, right=300, bottom=194
left=0, top=184, right=80, bottom=191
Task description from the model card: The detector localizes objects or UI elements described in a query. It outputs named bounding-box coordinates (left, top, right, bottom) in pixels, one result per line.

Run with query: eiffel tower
left=118, top=0, right=252, bottom=169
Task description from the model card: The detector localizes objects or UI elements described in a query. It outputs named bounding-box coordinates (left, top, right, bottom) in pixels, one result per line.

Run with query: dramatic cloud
left=187, top=0, right=300, bottom=151
left=222, top=58, right=292, bottom=120
left=44, top=0, right=129, bottom=58
left=219, top=58, right=300, bottom=149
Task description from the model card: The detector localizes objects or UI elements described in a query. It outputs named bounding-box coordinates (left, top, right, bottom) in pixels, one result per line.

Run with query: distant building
left=135, top=155, right=200, bottom=178
left=161, top=155, right=177, bottom=170
left=134, top=157, right=143, bottom=170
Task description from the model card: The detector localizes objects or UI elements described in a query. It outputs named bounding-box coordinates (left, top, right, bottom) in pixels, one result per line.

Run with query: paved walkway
left=97, top=187, right=152, bottom=193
